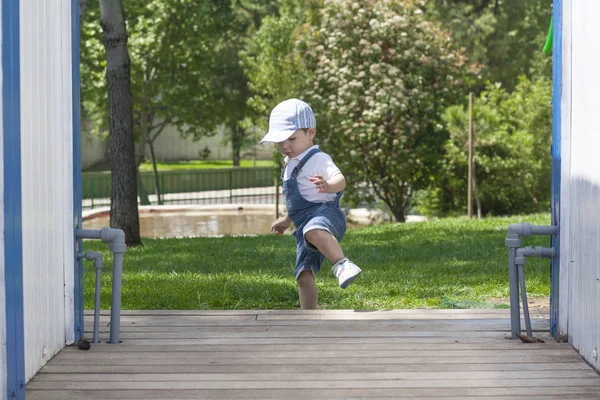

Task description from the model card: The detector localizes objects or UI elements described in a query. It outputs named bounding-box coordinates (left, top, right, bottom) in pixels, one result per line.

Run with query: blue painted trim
left=2, top=0, right=26, bottom=397
left=550, top=0, right=562, bottom=340
left=72, top=0, right=84, bottom=342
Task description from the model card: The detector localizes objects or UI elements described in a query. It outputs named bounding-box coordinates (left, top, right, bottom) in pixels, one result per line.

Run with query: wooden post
left=468, top=92, right=474, bottom=219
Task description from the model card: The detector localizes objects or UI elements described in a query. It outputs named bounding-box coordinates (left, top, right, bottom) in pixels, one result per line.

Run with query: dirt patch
left=488, top=297, right=550, bottom=314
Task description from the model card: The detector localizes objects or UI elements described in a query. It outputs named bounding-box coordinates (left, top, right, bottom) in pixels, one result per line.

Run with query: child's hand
left=309, top=174, right=329, bottom=193
left=271, top=216, right=292, bottom=235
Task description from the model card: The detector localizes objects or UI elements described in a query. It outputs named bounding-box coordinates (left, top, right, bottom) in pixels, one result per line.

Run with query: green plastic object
left=543, top=15, right=553, bottom=54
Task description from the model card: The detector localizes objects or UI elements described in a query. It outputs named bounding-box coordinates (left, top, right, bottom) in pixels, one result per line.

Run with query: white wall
left=147, top=124, right=272, bottom=162
left=19, top=0, right=74, bottom=381
left=0, top=1, right=7, bottom=393
left=151, top=124, right=233, bottom=161
left=560, top=0, right=600, bottom=372
left=81, top=128, right=107, bottom=169
left=80, top=123, right=274, bottom=169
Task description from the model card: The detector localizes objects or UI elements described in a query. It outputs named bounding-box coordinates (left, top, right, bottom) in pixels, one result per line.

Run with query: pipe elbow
left=85, top=250, right=104, bottom=270
left=100, top=227, right=127, bottom=253
left=100, top=227, right=123, bottom=243
left=515, top=246, right=533, bottom=265
left=516, top=246, right=534, bottom=258
left=507, top=222, right=532, bottom=238
left=505, top=223, right=527, bottom=247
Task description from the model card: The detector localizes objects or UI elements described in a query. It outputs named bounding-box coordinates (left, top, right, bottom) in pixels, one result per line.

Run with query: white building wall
left=558, top=0, right=572, bottom=343
left=150, top=125, right=233, bottom=161
left=80, top=125, right=274, bottom=168
left=19, top=0, right=74, bottom=381
left=149, top=125, right=272, bottom=162
left=561, top=0, right=600, bottom=372
left=0, top=1, right=7, bottom=393
left=81, top=129, right=107, bottom=169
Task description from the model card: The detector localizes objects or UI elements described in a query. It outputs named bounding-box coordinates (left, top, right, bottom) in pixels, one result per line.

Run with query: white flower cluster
left=307, top=0, right=467, bottom=157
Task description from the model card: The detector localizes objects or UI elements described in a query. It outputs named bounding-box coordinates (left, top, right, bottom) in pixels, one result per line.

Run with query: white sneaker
left=331, top=258, right=362, bottom=289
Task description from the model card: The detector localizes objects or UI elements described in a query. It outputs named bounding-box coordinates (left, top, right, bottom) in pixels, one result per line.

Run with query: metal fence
left=82, top=167, right=280, bottom=209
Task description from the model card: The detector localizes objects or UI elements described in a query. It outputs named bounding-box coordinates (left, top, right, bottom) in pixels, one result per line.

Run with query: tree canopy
left=424, top=0, right=552, bottom=88
left=83, top=0, right=555, bottom=220
left=432, top=76, right=552, bottom=216
left=82, top=0, right=231, bottom=148
left=303, top=0, right=475, bottom=221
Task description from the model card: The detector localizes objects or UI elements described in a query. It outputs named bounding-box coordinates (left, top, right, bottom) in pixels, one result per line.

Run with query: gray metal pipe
left=517, top=263, right=532, bottom=337
left=76, top=227, right=126, bottom=344
left=505, top=224, right=557, bottom=340
left=507, top=222, right=558, bottom=239
left=516, top=246, right=556, bottom=260
left=77, top=251, right=104, bottom=343
left=507, top=247, right=520, bottom=339
left=512, top=245, right=556, bottom=339
left=110, top=251, right=124, bottom=343
left=76, top=229, right=102, bottom=240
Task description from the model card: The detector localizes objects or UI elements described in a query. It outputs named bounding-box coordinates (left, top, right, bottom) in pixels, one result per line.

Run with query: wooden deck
left=27, top=309, right=600, bottom=399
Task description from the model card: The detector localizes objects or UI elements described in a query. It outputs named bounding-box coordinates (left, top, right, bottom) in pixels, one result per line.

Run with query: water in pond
left=82, top=208, right=281, bottom=238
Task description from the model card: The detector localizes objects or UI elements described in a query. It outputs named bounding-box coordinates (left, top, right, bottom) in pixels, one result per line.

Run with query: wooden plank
left=27, top=309, right=597, bottom=400
left=31, top=370, right=600, bottom=382
left=85, top=324, right=550, bottom=334
left=47, top=355, right=584, bottom=366
left=53, top=349, right=579, bottom=360
left=81, top=335, right=555, bottom=344
left=25, top=377, right=600, bottom=390
left=86, top=309, right=538, bottom=316
left=85, top=320, right=548, bottom=330
left=84, top=320, right=549, bottom=331
left=82, top=329, right=549, bottom=338
left=38, top=362, right=594, bottom=375
left=25, top=387, right=600, bottom=400
left=59, top=342, right=569, bottom=352
left=85, top=315, right=258, bottom=325
left=85, top=316, right=548, bottom=328
left=256, top=313, right=549, bottom=321
left=28, top=395, right=600, bottom=400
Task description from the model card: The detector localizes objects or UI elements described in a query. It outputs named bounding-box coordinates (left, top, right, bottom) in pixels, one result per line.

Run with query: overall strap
left=291, top=148, right=321, bottom=177
left=334, top=190, right=344, bottom=203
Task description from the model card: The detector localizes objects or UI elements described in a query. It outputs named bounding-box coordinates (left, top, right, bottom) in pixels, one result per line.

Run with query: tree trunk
left=79, top=0, right=87, bottom=30
left=387, top=202, right=406, bottom=223
left=100, top=0, right=142, bottom=246
left=147, top=140, right=162, bottom=205
left=135, top=109, right=151, bottom=205
left=137, top=169, right=151, bottom=206
left=135, top=109, right=148, bottom=166
left=372, top=178, right=408, bottom=223
left=232, top=125, right=243, bottom=167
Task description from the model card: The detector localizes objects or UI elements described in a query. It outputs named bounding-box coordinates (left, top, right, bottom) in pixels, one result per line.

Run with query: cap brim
left=259, top=130, right=296, bottom=144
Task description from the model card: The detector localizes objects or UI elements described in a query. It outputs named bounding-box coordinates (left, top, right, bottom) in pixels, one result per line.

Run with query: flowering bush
left=304, top=0, right=474, bottom=221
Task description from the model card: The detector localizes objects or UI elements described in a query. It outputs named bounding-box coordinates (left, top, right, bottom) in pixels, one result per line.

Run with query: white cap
left=259, top=99, right=316, bottom=143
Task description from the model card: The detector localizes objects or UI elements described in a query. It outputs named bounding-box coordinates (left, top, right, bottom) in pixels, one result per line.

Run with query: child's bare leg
left=304, top=229, right=344, bottom=264
left=297, top=270, right=318, bottom=310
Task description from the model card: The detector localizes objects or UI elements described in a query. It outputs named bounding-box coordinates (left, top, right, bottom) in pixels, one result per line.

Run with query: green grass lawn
left=82, top=213, right=552, bottom=310
left=84, top=159, right=274, bottom=172
left=138, top=159, right=274, bottom=171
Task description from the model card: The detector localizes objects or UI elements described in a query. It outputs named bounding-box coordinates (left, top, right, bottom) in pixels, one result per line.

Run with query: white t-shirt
left=283, top=145, right=342, bottom=203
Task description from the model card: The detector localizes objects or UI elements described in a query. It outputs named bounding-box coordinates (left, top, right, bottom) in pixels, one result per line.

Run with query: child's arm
left=309, top=173, right=346, bottom=193
left=271, top=214, right=292, bottom=235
